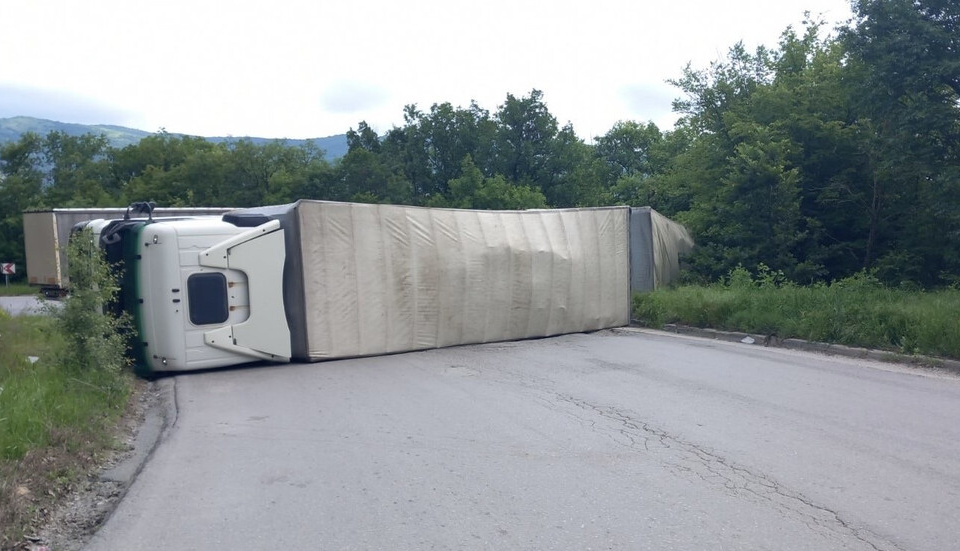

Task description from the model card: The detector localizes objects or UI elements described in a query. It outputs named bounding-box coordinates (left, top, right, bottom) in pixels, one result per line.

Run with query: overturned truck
left=83, top=201, right=692, bottom=375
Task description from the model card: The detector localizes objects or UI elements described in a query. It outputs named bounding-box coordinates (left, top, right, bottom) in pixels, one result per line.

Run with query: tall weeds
left=633, top=266, right=960, bottom=360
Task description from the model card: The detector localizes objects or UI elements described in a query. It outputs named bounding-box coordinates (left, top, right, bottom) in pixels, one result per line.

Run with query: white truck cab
left=108, top=217, right=291, bottom=374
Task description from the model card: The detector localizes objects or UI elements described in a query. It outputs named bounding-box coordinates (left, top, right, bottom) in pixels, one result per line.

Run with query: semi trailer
left=79, top=200, right=692, bottom=375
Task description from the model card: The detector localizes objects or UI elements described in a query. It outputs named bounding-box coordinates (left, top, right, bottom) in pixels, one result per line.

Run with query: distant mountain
left=0, top=116, right=349, bottom=161
left=0, top=116, right=153, bottom=149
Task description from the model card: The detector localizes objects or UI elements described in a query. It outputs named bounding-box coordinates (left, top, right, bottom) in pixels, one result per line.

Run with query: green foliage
left=0, top=315, right=65, bottom=459
left=0, top=283, right=33, bottom=297
left=0, top=133, right=45, bottom=271
left=0, top=315, right=130, bottom=462
left=660, top=6, right=960, bottom=286
left=600, top=121, right=670, bottom=208
left=378, top=101, right=497, bottom=198
left=338, top=147, right=412, bottom=205
left=493, top=90, right=560, bottom=187
left=50, top=229, right=130, bottom=378
left=841, top=0, right=960, bottom=286
left=346, top=121, right=382, bottom=154
left=40, top=131, right=115, bottom=206
left=430, top=156, right=547, bottom=210
left=633, top=266, right=960, bottom=360
left=0, top=228, right=131, bottom=463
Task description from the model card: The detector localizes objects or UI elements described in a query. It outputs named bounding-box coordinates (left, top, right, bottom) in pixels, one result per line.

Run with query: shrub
left=48, top=229, right=130, bottom=379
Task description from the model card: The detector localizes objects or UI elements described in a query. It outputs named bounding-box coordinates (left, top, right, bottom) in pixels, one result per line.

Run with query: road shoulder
left=30, top=378, right=175, bottom=551
left=627, top=323, right=960, bottom=375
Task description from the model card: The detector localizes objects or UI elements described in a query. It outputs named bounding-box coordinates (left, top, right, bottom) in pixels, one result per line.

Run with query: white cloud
left=0, top=84, right=141, bottom=126
left=320, top=81, right=390, bottom=114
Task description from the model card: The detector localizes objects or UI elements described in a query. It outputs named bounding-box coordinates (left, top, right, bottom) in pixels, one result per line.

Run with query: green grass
left=0, top=283, right=36, bottom=297
left=633, top=271, right=960, bottom=360
left=0, top=310, right=133, bottom=546
left=0, top=313, right=130, bottom=460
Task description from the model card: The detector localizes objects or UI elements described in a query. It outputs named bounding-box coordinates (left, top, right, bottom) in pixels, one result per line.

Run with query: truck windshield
left=187, top=272, right=229, bottom=325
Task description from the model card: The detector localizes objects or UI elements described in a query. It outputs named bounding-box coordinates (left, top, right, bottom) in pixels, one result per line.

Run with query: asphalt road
left=0, top=295, right=50, bottom=316
left=86, top=329, right=960, bottom=551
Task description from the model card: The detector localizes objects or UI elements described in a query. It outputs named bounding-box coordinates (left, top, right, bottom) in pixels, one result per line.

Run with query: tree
left=378, top=102, right=497, bottom=201
left=217, top=140, right=331, bottom=207
left=844, top=0, right=960, bottom=284
left=663, top=26, right=845, bottom=281
left=685, top=131, right=803, bottom=279
left=346, top=121, right=381, bottom=154
left=111, top=133, right=217, bottom=199
left=595, top=121, right=664, bottom=180
left=336, top=147, right=412, bottom=205
left=115, top=134, right=225, bottom=206
left=670, top=42, right=775, bottom=138
left=0, top=133, right=45, bottom=272
left=297, top=156, right=341, bottom=201
left=40, top=132, right=115, bottom=206
left=596, top=121, right=667, bottom=207
left=54, top=228, right=130, bottom=375
left=431, top=156, right=546, bottom=210
left=493, top=90, right=560, bottom=189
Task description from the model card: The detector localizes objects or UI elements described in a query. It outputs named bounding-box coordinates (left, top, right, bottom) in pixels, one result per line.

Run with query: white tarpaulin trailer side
left=219, top=200, right=692, bottom=365
left=284, top=201, right=631, bottom=360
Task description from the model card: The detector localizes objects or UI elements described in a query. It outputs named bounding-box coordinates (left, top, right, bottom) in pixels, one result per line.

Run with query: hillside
left=0, top=116, right=349, bottom=160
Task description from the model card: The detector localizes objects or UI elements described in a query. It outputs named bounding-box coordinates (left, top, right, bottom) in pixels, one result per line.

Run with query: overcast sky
left=0, top=0, right=853, bottom=140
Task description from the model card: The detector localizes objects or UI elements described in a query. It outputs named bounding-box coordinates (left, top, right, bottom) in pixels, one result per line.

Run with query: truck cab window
left=187, top=273, right=229, bottom=325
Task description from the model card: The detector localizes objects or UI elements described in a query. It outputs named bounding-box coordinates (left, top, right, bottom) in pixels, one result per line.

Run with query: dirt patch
left=1, top=379, right=161, bottom=551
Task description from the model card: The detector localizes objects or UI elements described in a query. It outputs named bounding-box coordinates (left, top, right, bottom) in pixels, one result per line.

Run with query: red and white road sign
left=1, top=263, right=14, bottom=275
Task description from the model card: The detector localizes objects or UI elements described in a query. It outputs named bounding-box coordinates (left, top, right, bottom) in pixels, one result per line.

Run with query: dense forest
left=1, top=0, right=957, bottom=287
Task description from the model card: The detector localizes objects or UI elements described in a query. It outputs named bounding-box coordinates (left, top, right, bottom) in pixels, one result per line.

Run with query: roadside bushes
left=52, top=229, right=130, bottom=378
left=633, top=266, right=960, bottom=360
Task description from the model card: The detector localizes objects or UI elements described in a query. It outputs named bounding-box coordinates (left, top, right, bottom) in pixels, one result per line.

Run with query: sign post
left=1, top=263, right=14, bottom=287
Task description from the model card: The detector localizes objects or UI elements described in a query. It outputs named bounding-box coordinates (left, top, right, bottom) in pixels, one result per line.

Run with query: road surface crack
left=556, top=394, right=902, bottom=551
